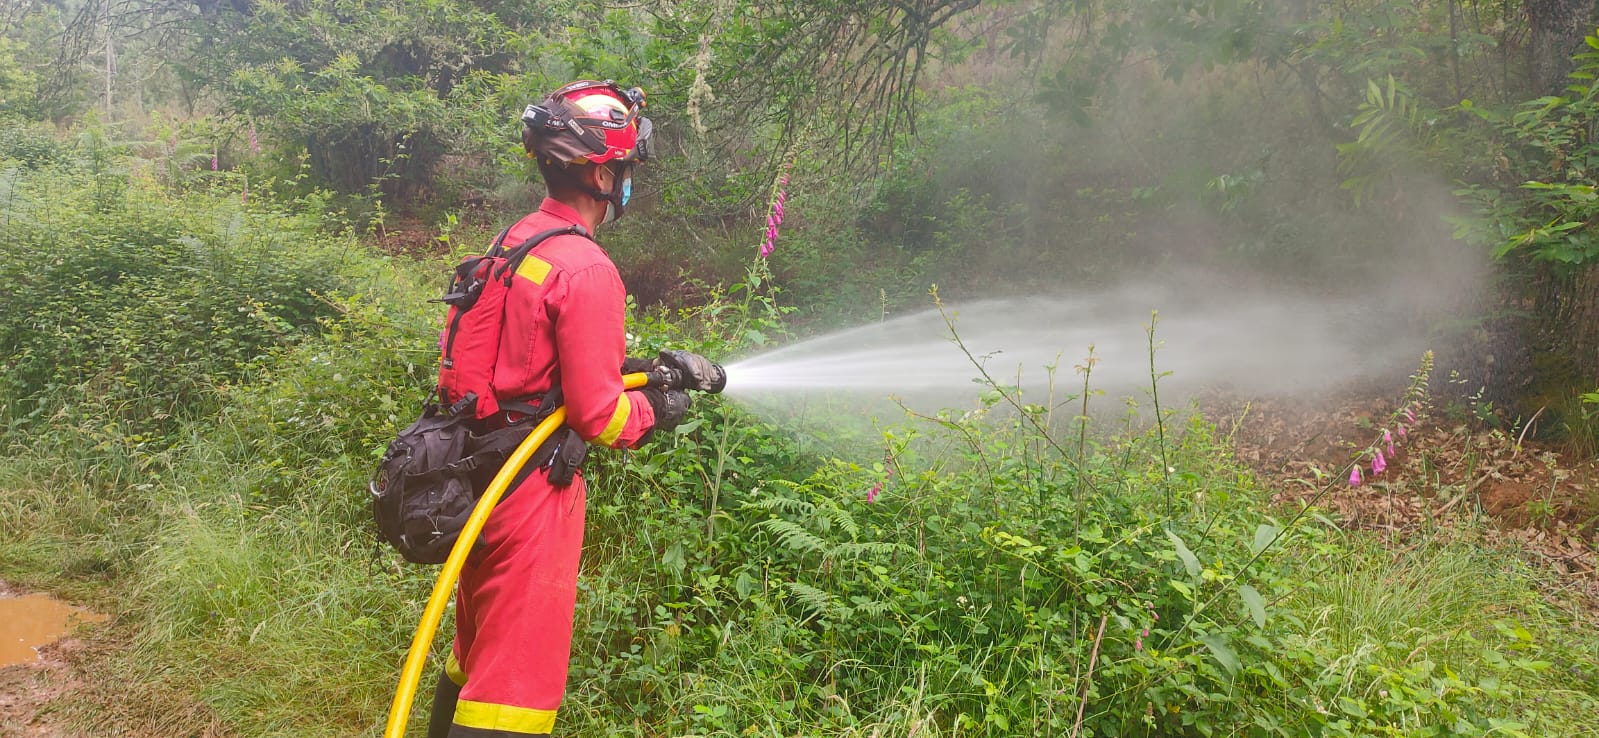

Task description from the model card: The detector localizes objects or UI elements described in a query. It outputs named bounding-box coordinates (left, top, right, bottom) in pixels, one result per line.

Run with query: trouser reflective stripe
left=445, top=649, right=467, bottom=687
left=451, top=698, right=557, bottom=735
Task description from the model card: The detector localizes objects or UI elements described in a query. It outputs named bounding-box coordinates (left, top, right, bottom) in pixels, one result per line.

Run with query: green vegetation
left=3, top=1, right=1599, bottom=736
left=0, top=145, right=1595, bottom=734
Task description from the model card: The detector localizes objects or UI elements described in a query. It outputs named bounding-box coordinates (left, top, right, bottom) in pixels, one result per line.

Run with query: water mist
left=721, top=283, right=1429, bottom=415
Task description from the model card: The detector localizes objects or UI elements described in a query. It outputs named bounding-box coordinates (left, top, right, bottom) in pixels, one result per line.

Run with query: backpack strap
left=492, top=225, right=592, bottom=281
left=483, top=227, right=513, bottom=258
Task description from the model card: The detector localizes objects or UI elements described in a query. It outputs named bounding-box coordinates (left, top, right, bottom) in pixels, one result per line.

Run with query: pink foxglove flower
left=1405, top=406, right=1416, bottom=424
left=760, top=170, right=790, bottom=258
left=1372, top=450, right=1387, bottom=475
left=211, top=147, right=219, bottom=171
left=1384, top=429, right=1395, bottom=456
left=1349, top=465, right=1363, bottom=487
left=866, top=482, right=882, bottom=503
left=1398, top=424, right=1408, bottom=440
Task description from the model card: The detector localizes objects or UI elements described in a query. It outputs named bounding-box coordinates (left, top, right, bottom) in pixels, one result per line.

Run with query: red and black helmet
left=521, top=80, right=653, bottom=166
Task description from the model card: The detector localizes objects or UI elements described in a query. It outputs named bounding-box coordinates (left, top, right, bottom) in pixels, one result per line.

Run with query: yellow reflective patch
left=445, top=650, right=466, bottom=686
left=596, top=394, right=631, bottom=447
left=517, top=256, right=553, bottom=285
left=453, top=699, right=557, bottom=734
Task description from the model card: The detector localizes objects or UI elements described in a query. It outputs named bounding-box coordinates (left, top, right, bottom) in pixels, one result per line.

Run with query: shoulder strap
left=492, top=225, right=592, bottom=281
left=484, top=227, right=513, bottom=258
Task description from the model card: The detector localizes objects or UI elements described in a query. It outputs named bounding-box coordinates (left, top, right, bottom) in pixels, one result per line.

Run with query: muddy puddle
left=0, top=592, right=105, bottom=668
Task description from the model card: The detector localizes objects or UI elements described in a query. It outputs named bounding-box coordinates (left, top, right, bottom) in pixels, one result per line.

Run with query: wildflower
left=1398, top=424, right=1408, bottom=440
left=759, top=171, right=790, bottom=258
left=1384, top=429, right=1395, bottom=456
left=1405, top=405, right=1416, bottom=424
left=211, top=146, right=218, bottom=171
left=1136, top=629, right=1147, bottom=651
left=1349, top=465, right=1363, bottom=487
left=1372, top=449, right=1387, bottom=475
left=866, top=482, right=882, bottom=503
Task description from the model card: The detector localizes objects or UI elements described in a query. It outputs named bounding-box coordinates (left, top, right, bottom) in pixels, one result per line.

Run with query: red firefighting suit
left=441, top=197, right=657, bottom=736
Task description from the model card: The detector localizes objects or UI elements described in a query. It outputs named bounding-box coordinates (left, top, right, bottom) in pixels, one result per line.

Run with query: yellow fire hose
left=383, top=371, right=651, bottom=738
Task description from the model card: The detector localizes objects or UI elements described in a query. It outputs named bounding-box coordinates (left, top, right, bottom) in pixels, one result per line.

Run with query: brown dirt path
left=0, top=582, right=227, bottom=738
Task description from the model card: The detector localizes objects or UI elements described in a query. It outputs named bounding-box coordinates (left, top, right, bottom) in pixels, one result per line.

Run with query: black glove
left=621, top=355, right=657, bottom=375
left=656, top=349, right=727, bottom=393
left=638, top=385, right=690, bottom=437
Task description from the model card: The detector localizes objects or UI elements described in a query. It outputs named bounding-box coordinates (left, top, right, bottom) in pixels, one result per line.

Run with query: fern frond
left=816, top=498, right=861, bottom=539
left=827, top=541, right=912, bottom=562
left=745, top=494, right=816, bottom=518
left=849, top=598, right=892, bottom=617
left=758, top=518, right=829, bottom=554
left=786, top=581, right=850, bottom=618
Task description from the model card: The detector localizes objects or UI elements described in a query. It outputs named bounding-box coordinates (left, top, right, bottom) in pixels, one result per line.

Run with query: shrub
left=0, top=155, right=358, bottom=440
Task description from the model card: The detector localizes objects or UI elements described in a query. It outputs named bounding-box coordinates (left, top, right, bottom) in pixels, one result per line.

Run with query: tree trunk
left=1526, top=0, right=1598, bottom=94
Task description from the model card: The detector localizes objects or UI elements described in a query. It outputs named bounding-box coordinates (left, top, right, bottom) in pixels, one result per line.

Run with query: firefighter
left=426, top=79, right=699, bottom=738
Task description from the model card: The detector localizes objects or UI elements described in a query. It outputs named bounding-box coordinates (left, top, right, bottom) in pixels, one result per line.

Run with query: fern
left=849, top=597, right=891, bottom=618
left=745, top=491, right=816, bottom=518
left=814, top=498, right=860, bottom=539
left=826, top=541, right=911, bottom=563
left=757, top=517, right=829, bottom=555
left=786, top=581, right=850, bottom=618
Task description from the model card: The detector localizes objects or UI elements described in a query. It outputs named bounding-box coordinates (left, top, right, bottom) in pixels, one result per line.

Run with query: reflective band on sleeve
left=517, top=256, right=553, bottom=285
left=596, top=393, right=631, bottom=447
left=453, top=699, right=558, bottom=734
left=445, top=650, right=466, bottom=686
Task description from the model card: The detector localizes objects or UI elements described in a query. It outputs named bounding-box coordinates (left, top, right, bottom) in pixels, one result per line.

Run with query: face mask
left=600, top=170, right=632, bottom=225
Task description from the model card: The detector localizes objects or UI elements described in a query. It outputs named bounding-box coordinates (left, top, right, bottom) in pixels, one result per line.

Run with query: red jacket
left=492, top=198, right=655, bottom=448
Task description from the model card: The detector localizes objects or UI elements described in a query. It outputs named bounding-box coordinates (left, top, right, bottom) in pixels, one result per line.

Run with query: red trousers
left=444, top=467, right=586, bottom=737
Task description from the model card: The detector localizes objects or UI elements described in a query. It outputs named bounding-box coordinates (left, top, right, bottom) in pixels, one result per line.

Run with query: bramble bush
left=0, top=138, right=359, bottom=443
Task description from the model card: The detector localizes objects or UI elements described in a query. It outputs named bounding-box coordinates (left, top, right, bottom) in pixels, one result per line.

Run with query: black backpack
left=367, top=394, right=537, bottom=564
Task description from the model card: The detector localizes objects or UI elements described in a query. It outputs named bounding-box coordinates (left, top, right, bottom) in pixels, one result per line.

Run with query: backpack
left=368, top=225, right=590, bottom=564
left=436, top=224, right=589, bottom=418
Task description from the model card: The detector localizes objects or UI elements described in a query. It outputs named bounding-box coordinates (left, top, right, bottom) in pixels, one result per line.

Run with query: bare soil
left=0, top=637, right=86, bottom=738
left=0, top=586, right=227, bottom=738
left=1214, top=391, right=1599, bottom=602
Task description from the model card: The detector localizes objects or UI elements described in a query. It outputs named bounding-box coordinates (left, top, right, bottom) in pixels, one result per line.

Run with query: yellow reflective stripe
left=516, top=256, right=553, bottom=285
left=444, top=650, right=466, bottom=686
left=596, top=393, right=631, bottom=447
left=453, top=699, right=557, bottom=734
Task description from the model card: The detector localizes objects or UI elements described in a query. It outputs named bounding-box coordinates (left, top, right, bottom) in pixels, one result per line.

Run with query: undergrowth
left=0, top=142, right=1596, bottom=737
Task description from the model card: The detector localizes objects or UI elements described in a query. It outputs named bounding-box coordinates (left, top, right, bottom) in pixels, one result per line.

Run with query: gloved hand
left=656, top=349, right=726, bottom=393
left=621, top=355, right=657, bottom=375
left=639, top=386, right=690, bottom=436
